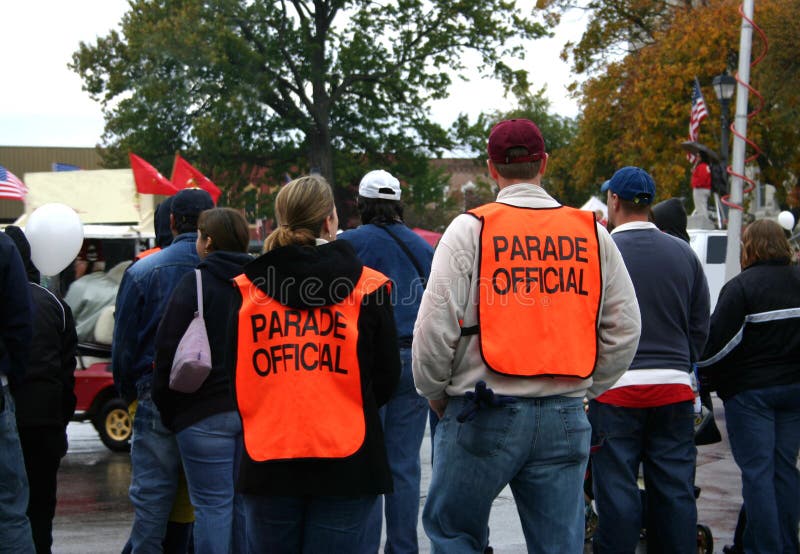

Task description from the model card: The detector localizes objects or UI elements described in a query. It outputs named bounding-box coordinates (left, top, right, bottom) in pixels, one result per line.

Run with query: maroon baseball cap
left=487, top=119, right=546, bottom=164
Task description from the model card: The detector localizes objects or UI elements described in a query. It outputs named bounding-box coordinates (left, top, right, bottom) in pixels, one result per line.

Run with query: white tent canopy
left=580, top=195, right=607, bottom=220
left=14, top=169, right=155, bottom=236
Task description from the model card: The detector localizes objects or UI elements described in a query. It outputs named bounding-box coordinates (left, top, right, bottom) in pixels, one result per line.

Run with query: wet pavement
left=52, top=397, right=757, bottom=553
left=53, top=421, right=132, bottom=553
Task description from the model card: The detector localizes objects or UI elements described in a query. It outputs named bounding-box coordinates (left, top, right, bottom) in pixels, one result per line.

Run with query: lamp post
left=712, top=72, right=737, bottom=171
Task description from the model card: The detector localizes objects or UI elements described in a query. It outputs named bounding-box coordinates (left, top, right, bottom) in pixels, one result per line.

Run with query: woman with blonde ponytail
left=227, top=175, right=401, bottom=553
left=262, top=175, right=339, bottom=252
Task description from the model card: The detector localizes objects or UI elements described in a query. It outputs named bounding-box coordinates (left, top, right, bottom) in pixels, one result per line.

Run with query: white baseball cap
left=359, top=170, right=401, bottom=200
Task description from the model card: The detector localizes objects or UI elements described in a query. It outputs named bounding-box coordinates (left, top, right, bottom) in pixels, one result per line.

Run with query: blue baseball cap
left=600, top=166, right=656, bottom=205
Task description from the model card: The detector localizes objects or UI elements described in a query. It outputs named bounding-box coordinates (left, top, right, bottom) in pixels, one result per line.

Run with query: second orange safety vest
left=466, top=202, right=602, bottom=379
left=135, top=246, right=161, bottom=260
left=233, top=267, right=389, bottom=462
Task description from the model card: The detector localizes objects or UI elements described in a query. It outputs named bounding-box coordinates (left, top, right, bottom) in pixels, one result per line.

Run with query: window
left=707, top=235, right=727, bottom=264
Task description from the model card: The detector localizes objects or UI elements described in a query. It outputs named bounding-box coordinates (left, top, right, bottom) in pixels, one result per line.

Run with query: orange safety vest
left=233, top=267, right=389, bottom=462
left=466, top=203, right=602, bottom=379
left=135, top=246, right=161, bottom=260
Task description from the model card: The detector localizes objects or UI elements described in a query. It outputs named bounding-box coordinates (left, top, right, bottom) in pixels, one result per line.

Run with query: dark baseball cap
left=171, top=188, right=214, bottom=217
left=600, top=166, right=656, bottom=205
left=487, top=119, right=546, bottom=164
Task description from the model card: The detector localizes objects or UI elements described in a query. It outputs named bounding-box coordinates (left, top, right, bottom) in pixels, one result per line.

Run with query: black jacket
left=698, top=260, right=800, bottom=400
left=4, top=226, right=76, bottom=431
left=227, top=240, right=400, bottom=497
left=153, top=250, right=252, bottom=432
left=15, top=284, right=78, bottom=432
left=0, top=231, right=32, bottom=382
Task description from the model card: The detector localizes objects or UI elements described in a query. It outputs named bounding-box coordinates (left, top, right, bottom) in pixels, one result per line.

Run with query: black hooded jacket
left=4, top=226, right=77, bottom=432
left=227, top=240, right=400, bottom=497
left=154, top=197, right=174, bottom=249
left=153, top=250, right=253, bottom=432
left=652, top=198, right=690, bottom=243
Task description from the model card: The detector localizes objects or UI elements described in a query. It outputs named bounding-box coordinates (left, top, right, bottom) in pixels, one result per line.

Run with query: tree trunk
left=308, top=5, right=334, bottom=185
left=308, top=125, right=333, bottom=185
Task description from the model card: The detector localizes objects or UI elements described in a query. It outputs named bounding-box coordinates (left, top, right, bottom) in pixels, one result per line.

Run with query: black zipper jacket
left=4, top=226, right=76, bottom=432
left=698, top=260, right=800, bottom=400
left=153, top=250, right=253, bottom=432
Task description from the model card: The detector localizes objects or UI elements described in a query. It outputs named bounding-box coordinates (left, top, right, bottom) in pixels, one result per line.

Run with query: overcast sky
left=1, top=1, right=586, bottom=148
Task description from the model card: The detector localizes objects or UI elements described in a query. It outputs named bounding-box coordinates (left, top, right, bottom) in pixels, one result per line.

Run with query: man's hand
left=429, top=397, right=448, bottom=419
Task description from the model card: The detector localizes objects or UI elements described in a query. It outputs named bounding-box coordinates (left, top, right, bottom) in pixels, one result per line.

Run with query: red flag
left=0, top=165, right=27, bottom=201
left=170, top=154, right=221, bottom=203
left=129, top=153, right=178, bottom=195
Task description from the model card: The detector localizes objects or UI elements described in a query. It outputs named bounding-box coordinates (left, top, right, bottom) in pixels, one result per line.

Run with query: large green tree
left=71, top=0, right=548, bottom=208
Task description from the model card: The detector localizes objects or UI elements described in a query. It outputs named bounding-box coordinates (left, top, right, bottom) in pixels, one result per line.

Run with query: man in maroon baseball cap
left=487, top=118, right=546, bottom=165
left=413, top=118, right=640, bottom=553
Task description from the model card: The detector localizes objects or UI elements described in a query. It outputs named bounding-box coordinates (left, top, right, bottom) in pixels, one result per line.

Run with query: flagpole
left=724, top=0, right=754, bottom=282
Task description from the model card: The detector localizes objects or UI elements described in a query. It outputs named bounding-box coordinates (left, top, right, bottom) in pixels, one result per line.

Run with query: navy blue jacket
left=153, top=250, right=252, bottom=432
left=612, top=225, right=709, bottom=371
left=112, top=233, right=201, bottom=401
left=339, top=223, right=433, bottom=342
left=0, top=232, right=32, bottom=382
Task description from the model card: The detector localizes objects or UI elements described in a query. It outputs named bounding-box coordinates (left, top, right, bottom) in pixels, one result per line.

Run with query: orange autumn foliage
left=559, top=0, right=799, bottom=203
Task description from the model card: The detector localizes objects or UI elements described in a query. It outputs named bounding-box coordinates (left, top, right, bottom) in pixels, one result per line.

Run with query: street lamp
left=712, top=72, right=737, bottom=170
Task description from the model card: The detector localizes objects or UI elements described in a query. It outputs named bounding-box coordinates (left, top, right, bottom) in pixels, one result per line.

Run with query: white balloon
left=25, top=203, right=84, bottom=276
left=778, top=210, right=795, bottom=232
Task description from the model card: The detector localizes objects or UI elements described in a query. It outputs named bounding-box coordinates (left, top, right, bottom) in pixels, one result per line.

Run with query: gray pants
left=692, top=188, right=711, bottom=218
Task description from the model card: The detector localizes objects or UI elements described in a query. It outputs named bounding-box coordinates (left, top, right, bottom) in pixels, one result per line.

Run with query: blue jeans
left=365, top=348, right=428, bottom=554
left=0, top=385, right=34, bottom=554
left=423, top=395, right=590, bottom=554
left=129, top=386, right=181, bottom=554
left=588, top=400, right=697, bottom=554
left=243, top=493, right=377, bottom=554
left=724, top=382, right=800, bottom=554
left=176, top=411, right=245, bottom=554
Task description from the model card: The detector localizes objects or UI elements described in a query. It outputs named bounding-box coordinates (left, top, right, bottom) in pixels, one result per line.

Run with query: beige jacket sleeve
left=412, top=215, right=641, bottom=401
left=412, top=214, right=476, bottom=400
left=587, top=225, right=641, bottom=399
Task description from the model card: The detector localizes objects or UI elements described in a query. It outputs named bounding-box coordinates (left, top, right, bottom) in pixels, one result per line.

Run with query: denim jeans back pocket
left=455, top=403, right=517, bottom=458
left=557, top=403, right=591, bottom=461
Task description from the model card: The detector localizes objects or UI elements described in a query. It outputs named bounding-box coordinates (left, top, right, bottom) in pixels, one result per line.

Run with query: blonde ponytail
left=262, top=175, right=335, bottom=253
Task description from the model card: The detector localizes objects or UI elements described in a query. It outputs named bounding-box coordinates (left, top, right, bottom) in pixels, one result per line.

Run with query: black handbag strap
left=375, top=223, right=427, bottom=287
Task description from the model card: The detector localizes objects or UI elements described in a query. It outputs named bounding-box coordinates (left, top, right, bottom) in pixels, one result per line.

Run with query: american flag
left=0, top=165, right=27, bottom=201
left=687, top=77, right=708, bottom=163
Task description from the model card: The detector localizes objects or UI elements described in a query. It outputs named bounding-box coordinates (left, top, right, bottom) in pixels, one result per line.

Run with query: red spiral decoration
left=721, top=3, right=768, bottom=212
